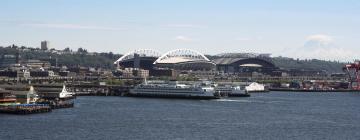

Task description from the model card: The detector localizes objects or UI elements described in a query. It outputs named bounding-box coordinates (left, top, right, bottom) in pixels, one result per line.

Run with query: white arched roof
left=114, top=49, right=161, bottom=64
left=154, top=49, right=211, bottom=64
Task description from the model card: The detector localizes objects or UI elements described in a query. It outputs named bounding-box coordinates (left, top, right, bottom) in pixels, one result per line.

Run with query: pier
left=0, top=104, right=51, bottom=115
left=67, top=84, right=131, bottom=96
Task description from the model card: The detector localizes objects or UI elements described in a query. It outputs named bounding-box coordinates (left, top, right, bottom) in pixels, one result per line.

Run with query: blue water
left=1, top=92, right=360, bottom=140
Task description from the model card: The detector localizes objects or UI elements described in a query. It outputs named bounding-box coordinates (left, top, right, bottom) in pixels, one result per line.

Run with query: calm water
left=1, top=92, right=360, bottom=140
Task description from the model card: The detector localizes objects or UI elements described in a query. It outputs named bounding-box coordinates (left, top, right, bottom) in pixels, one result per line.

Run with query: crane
left=343, top=61, right=360, bottom=90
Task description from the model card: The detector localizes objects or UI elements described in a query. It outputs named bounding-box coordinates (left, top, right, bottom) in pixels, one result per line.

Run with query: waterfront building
left=133, top=69, right=149, bottom=78
left=0, top=70, right=18, bottom=78
left=22, top=59, right=51, bottom=69
left=0, top=90, right=17, bottom=105
left=0, top=55, right=17, bottom=68
left=30, top=71, right=50, bottom=77
left=0, top=85, right=39, bottom=104
left=34, top=84, right=74, bottom=99
left=18, top=70, right=31, bottom=79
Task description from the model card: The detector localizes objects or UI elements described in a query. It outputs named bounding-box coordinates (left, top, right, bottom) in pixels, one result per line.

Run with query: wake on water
left=215, top=99, right=253, bottom=103
left=214, top=98, right=283, bottom=104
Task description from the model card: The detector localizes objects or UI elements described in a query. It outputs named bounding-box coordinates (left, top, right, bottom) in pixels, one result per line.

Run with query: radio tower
left=343, top=61, right=360, bottom=90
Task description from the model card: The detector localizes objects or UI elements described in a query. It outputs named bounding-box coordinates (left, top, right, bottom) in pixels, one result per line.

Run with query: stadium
left=114, top=49, right=278, bottom=76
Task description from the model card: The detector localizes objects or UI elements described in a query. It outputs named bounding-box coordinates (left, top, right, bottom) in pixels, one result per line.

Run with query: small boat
left=59, top=85, right=74, bottom=99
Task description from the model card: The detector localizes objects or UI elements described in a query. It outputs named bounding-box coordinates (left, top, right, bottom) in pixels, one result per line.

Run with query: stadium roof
left=114, top=49, right=161, bottom=64
left=212, top=58, right=247, bottom=65
left=154, top=49, right=212, bottom=64
left=212, top=57, right=276, bottom=68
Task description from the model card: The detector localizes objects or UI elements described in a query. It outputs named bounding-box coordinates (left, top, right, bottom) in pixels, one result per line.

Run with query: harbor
left=2, top=0, right=360, bottom=139
left=2, top=92, right=360, bottom=140
left=3, top=79, right=358, bottom=116
left=1, top=76, right=358, bottom=115
left=0, top=78, right=272, bottom=115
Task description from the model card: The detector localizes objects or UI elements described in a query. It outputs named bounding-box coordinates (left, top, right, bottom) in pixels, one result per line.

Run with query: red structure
left=343, top=61, right=360, bottom=90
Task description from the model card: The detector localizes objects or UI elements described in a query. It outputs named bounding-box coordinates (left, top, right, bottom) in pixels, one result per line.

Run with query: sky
left=1, top=0, right=359, bottom=61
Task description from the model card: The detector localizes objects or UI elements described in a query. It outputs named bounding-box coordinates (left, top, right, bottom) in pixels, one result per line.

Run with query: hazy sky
left=1, top=0, right=359, bottom=61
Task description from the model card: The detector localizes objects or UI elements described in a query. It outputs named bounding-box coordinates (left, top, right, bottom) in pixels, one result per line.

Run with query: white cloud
left=285, top=47, right=356, bottom=61
left=305, top=34, right=333, bottom=46
left=22, top=23, right=126, bottom=31
left=281, top=34, right=356, bottom=61
left=173, top=35, right=193, bottom=42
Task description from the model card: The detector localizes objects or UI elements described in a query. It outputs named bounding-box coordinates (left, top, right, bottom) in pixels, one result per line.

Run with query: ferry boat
left=129, top=81, right=220, bottom=99
left=215, top=86, right=250, bottom=97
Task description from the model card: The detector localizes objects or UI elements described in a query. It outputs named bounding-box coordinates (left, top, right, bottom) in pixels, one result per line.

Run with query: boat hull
left=128, top=92, right=220, bottom=99
left=228, top=93, right=251, bottom=97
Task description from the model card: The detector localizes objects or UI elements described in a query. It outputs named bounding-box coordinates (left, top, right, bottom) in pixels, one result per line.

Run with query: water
left=1, top=92, right=360, bottom=140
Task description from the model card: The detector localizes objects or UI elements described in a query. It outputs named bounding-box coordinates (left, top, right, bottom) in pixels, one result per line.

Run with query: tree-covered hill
left=0, top=45, right=122, bottom=69
left=1, top=45, right=348, bottom=72
left=271, top=57, right=345, bottom=73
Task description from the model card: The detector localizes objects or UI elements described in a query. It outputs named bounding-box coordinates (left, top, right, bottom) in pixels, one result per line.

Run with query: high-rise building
left=41, top=41, right=49, bottom=50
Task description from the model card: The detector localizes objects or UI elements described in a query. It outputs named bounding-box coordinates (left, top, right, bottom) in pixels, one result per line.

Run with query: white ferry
left=129, top=82, right=220, bottom=99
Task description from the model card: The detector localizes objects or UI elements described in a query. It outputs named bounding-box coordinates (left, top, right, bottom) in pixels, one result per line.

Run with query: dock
left=37, top=99, right=75, bottom=109
left=269, top=88, right=360, bottom=92
left=0, top=104, right=51, bottom=115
